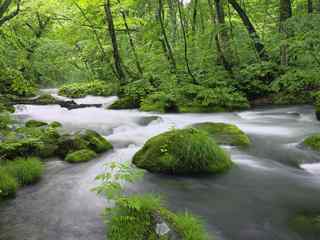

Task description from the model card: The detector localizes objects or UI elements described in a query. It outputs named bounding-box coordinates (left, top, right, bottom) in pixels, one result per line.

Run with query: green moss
left=4, top=157, right=43, bottom=185
left=57, top=130, right=112, bottom=157
left=59, top=80, right=117, bottom=98
left=192, top=122, right=250, bottom=147
left=133, top=129, right=233, bottom=175
left=107, top=194, right=210, bottom=240
left=25, top=120, right=48, bottom=128
left=109, top=97, right=139, bottom=110
left=81, top=130, right=113, bottom=153
left=140, top=92, right=179, bottom=113
left=0, top=168, right=18, bottom=199
left=49, top=121, right=62, bottom=128
left=65, top=149, right=97, bottom=163
left=303, top=134, right=320, bottom=151
left=290, top=213, right=320, bottom=236
left=56, top=133, right=88, bottom=157
left=36, top=94, right=57, bottom=104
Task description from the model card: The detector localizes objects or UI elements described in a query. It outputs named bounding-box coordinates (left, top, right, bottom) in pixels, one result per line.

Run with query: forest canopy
left=1, top=0, right=320, bottom=111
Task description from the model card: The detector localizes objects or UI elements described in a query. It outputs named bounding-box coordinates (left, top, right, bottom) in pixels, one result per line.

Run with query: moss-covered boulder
left=303, top=134, right=320, bottom=151
left=49, top=121, right=62, bottom=128
left=81, top=130, right=113, bottom=153
left=109, top=97, right=139, bottom=110
left=133, top=129, right=232, bottom=175
left=108, top=194, right=209, bottom=240
left=35, top=94, right=57, bottom=104
left=4, top=157, right=43, bottom=185
left=0, top=168, right=18, bottom=199
left=290, top=213, right=320, bottom=237
left=192, top=122, right=250, bottom=147
left=25, top=120, right=48, bottom=128
left=65, top=149, right=97, bottom=163
left=57, top=130, right=113, bottom=158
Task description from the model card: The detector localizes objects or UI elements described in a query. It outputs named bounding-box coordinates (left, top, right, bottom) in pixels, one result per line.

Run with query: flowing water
left=0, top=91, right=320, bottom=240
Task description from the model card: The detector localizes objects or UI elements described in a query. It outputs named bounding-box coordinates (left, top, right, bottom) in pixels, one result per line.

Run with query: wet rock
left=135, top=116, right=161, bottom=126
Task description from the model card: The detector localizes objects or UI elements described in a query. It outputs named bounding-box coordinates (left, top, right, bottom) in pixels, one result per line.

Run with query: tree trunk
left=117, top=0, right=143, bottom=76
left=279, top=0, right=292, bottom=66
left=104, top=0, right=126, bottom=83
left=0, top=0, right=21, bottom=27
left=228, top=0, right=269, bottom=61
left=158, top=0, right=177, bottom=72
left=192, top=0, right=198, bottom=32
left=167, top=0, right=177, bottom=44
left=308, top=0, right=313, bottom=13
left=177, top=0, right=196, bottom=83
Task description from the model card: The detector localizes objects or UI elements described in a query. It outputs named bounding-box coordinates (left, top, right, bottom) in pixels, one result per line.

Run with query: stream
left=0, top=90, right=320, bottom=240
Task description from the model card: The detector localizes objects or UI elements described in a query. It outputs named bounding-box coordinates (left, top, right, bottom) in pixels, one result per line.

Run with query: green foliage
left=59, top=80, right=117, bottom=98
left=25, top=120, right=48, bottom=128
left=3, top=157, right=44, bottom=185
left=133, top=128, right=233, bottom=174
left=109, top=97, right=139, bottom=110
left=0, top=168, right=18, bottom=199
left=236, top=62, right=281, bottom=99
left=140, top=91, right=178, bottom=113
left=303, top=134, right=320, bottom=152
left=35, top=94, right=57, bottom=104
left=65, top=149, right=97, bottom=163
left=0, top=113, right=13, bottom=130
left=0, top=68, right=37, bottom=97
left=192, top=122, right=251, bottom=147
left=290, top=213, right=320, bottom=236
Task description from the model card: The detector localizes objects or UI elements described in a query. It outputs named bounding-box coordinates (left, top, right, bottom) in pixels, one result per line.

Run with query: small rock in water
left=156, top=222, right=170, bottom=236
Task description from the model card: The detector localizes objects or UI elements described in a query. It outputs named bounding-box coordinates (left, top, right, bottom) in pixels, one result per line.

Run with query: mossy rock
left=49, top=121, right=62, bottom=128
left=290, top=213, right=320, bottom=237
left=0, top=168, right=18, bottom=199
left=57, top=130, right=112, bottom=157
left=316, top=106, right=320, bottom=121
left=80, top=130, right=113, bottom=153
left=303, top=134, right=320, bottom=152
left=4, top=157, right=43, bottom=185
left=65, top=149, right=97, bottom=163
left=109, top=97, right=139, bottom=110
left=56, top=133, right=88, bottom=157
left=108, top=194, right=209, bottom=240
left=192, top=122, right=250, bottom=147
left=35, top=94, right=57, bottom=104
left=1, top=126, right=61, bottom=159
left=133, top=129, right=233, bottom=175
left=25, top=120, right=48, bottom=128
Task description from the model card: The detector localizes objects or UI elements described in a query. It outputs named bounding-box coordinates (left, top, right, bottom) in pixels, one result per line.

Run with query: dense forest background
left=1, top=0, right=320, bottom=112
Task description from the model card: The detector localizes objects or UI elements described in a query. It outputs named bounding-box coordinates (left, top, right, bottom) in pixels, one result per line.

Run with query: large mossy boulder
left=192, top=122, right=250, bottom=147
left=0, top=168, right=18, bottom=199
left=133, top=129, right=232, bottom=175
left=65, top=149, right=97, bottom=163
left=303, top=134, right=320, bottom=151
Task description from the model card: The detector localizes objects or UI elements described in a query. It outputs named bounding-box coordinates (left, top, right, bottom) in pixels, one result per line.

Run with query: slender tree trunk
left=117, top=0, right=143, bottom=76
left=279, top=0, right=292, bottom=66
left=104, top=0, right=126, bottom=83
left=167, top=0, right=177, bottom=44
left=308, top=0, right=313, bottom=13
left=228, top=0, right=269, bottom=61
left=0, top=0, right=21, bottom=27
left=177, top=0, right=196, bottom=83
left=208, top=0, right=232, bottom=72
left=192, top=0, right=198, bottom=32
left=158, top=0, right=177, bottom=72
